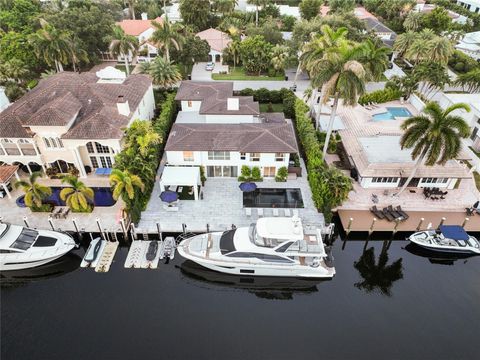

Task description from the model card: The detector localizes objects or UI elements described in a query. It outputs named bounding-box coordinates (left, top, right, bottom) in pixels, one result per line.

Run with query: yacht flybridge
left=178, top=216, right=335, bottom=278
left=0, top=223, right=77, bottom=271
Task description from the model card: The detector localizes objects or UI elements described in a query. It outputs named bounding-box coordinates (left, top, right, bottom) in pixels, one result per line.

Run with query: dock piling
left=206, top=223, right=210, bottom=233
left=48, top=216, right=55, bottom=231
left=368, top=218, right=376, bottom=235
left=462, top=217, right=470, bottom=228
left=393, top=219, right=400, bottom=234
left=72, top=218, right=79, bottom=233
left=439, top=217, right=446, bottom=228
left=23, top=216, right=29, bottom=228
left=182, top=223, right=187, bottom=234
left=416, top=217, right=425, bottom=231
left=130, top=223, right=137, bottom=241
left=120, top=218, right=128, bottom=238
left=156, top=223, right=163, bottom=241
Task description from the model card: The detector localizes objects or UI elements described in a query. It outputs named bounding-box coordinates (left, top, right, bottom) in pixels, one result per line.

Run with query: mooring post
left=48, top=216, right=55, bottom=231
left=439, top=217, right=446, bottom=228
left=368, top=218, right=376, bottom=235
left=96, top=218, right=105, bottom=239
left=0, top=216, right=3, bottom=223
left=206, top=223, right=210, bottom=233
left=23, top=216, right=29, bottom=228
left=72, top=218, right=79, bottom=233
left=416, top=217, right=425, bottom=231
left=130, top=223, right=137, bottom=240
left=393, top=219, right=400, bottom=234
left=182, top=223, right=187, bottom=234
left=462, top=217, right=469, bottom=228
left=120, top=218, right=127, bottom=238
left=346, top=217, right=353, bottom=235
left=156, top=222, right=163, bottom=241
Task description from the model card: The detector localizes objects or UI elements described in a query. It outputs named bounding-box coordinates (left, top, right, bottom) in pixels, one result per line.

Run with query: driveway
left=191, top=62, right=213, bottom=81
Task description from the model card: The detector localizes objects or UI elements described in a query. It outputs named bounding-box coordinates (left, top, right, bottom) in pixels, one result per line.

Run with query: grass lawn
left=212, top=67, right=284, bottom=81
left=259, top=103, right=284, bottom=112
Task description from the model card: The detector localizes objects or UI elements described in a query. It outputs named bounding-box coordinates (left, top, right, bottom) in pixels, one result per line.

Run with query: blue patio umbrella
left=160, top=190, right=178, bottom=203
left=239, top=182, right=257, bottom=192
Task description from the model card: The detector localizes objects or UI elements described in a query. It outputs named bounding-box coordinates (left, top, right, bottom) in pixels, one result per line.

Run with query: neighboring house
left=363, top=17, right=397, bottom=48
left=163, top=81, right=298, bottom=181
left=437, top=93, right=480, bottom=149
left=414, top=3, right=468, bottom=24
left=196, top=28, right=232, bottom=63
left=457, top=0, right=480, bottom=13
left=456, top=31, right=480, bottom=60
left=116, top=16, right=163, bottom=62
left=161, top=2, right=182, bottom=23
left=0, top=67, right=155, bottom=179
left=0, top=87, right=10, bottom=113
left=276, top=5, right=301, bottom=18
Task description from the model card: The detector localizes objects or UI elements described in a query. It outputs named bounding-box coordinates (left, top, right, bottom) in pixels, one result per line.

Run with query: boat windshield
left=0, top=223, right=9, bottom=239
left=10, top=228, right=39, bottom=251
left=249, top=224, right=267, bottom=247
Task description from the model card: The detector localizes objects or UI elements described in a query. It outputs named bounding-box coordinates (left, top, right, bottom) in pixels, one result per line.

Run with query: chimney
left=227, top=98, right=239, bottom=111
left=117, top=95, right=130, bottom=116
left=141, top=12, right=148, bottom=20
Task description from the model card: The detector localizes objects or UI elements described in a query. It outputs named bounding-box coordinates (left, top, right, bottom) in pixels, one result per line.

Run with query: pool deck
left=137, top=159, right=325, bottom=234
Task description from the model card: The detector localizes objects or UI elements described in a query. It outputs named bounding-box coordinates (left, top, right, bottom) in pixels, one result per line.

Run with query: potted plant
left=200, top=166, right=206, bottom=186
left=275, top=166, right=288, bottom=182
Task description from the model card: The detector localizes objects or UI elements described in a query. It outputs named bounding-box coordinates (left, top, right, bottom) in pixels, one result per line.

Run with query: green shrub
left=254, top=87, right=271, bottom=102
left=200, top=166, right=206, bottom=185
left=30, top=203, right=54, bottom=212
left=251, top=166, right=263, bottom=181
left=269, top=90, right=282, bottom=103
left=448, top=50, right=480, bottom=74
left=358, top=88, right=403, bottom=105
left=239, top=88, right=254, bottom=97
left=275, top=166, right=288, bottom=182
left=238, top=165, right=252, bottom=182
left=282, top=92, right=296, bottom=119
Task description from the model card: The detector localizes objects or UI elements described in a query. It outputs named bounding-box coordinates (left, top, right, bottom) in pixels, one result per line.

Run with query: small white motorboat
left=408, top=225, right=480, bottom=255
left=160, top=237, right=176, bottom=261
left=0, top=223, right=77, bottom=271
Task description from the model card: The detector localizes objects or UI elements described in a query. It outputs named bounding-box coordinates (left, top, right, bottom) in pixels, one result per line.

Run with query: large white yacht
left=0, top=223, right=77, bottom=271
left=178, top=216, right=335, bottom=278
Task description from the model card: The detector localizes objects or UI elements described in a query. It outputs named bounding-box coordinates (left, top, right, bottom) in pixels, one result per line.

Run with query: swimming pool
left=372, top=107, right=412, bottom=121
left=243, top=188, right=304, bottom=208
left=16, top=187, right=116, bottom=207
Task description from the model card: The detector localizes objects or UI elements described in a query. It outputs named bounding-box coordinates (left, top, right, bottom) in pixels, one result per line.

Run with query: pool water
left=372, top=107, right=412, bottom=121
left=16, top=187, right=116, bottom=207
left=243, top=188, right=304, bottom=208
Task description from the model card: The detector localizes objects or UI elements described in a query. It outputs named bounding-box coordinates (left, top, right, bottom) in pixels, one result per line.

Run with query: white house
left=196, top=28, right=232, bottom=63
left=456, top=31, right=480, bottom=60
left=276, top=5, right=301, bottom=18
left=161, top=2, right=181, bottom=23
left=116, top=16, right=163, bottom=62
left=414, top=3, right=468, bottom=24
left=0, top=67, right=155, bottom=185
left=457, top=0, right=480, bottom=13
left=163, top=81, right=298, bottom=182
left=0, top=87, right=10, bottom=113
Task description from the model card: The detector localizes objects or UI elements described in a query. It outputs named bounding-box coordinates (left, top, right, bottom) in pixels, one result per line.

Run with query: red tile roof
left=196, top=28, right=231, bottom=52
left=0, top=165, right=18, bottom=184
left=116, top=17, right=162, bottom=36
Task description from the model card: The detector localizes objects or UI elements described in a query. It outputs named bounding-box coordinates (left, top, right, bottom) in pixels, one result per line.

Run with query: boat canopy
left=439, top=225, right=469, bottom=241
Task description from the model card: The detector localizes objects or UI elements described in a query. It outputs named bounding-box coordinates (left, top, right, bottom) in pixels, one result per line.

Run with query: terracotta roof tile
left=196, top=28, right=231, bottom=52
left=0, top=165, right=18, bottom=183
left=116, top=17, right=162, bottom=36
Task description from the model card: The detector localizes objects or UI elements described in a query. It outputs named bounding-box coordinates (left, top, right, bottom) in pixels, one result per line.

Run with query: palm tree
left=270, top=45, right=290, bottom=74
left=396, top=101, right=471, bottom=196
left=426, top=37, right=453, bottom=66
left=125, top=0, right=137, bottom=19
left=136, top=132, right=162, bottom=157
left=150, top=20, right=184, bottom=62
left=60, top=175, right=94, bottom=212
left=354, top=242, right=404, bottom=297
left=215, top=0, right=238, bottom=14
left=360, top=39, right=391, bottom=81
left=28, top=19, right=71, bottom=73
left=248, top=0, right=269, bottom=27
left=403, top=11, right=422, bottom=32
left=109, top=169, right=145, bottom=201
left=225, top=39, right=241, bottom=71
left=108, top=25, right=139, bottom=75
left=69, top=35, right=88, bottom=73
left=304, top=28, right=372, bottom=159
left=455, top=69, right=480, bottom=93
left=140, top=56, right=182, bottom=89
left=0, top=59, right=30, bottom=84
left=14, top=172, right=52, bottom=209
left=393, top=31, right=418, bottom=58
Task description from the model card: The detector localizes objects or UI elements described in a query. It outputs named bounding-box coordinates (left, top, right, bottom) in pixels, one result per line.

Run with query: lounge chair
left=395, top=206, right=409, bottom=220
left=62, top=208, right=71, bottom=219
left=387, top=205, right=403, bottom=220
left=257, top=208, right=264, bottom=217
left=284, top=209, right=291, bottom=217
left=53, top=208, right=64, bottom=219
left=273, top=209, right=279, bottom=217
left=245, top=208, right=251, bottom=217
left=370, top=205, right=385, bottom=220
left=382, top=208, right=395, bottom=222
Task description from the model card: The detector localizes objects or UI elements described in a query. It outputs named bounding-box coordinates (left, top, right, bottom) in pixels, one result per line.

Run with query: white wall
left=457, top=0, right=480, bottom=13
left=180, top=100, right=202, bottom=112
left=408, top=93, right=426, bottom=112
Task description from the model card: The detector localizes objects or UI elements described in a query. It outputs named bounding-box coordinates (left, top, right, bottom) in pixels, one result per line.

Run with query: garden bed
left=212, top=67, right=284, bottom=81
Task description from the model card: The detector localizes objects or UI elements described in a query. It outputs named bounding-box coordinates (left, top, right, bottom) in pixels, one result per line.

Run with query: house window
left=240, top=152, right=246, bottom=160
left=57, top=138, right=64, bottom=148
left=275, top=153, right=284, bottom=162
left=372, top=177, right=399, bottom=183
left=87, top=142, right=94, bottom=153
left=50, top=137, right=57, bottom=148
left=208, top=151, right=230, bottom=160
left=187, top=101, right=192, bottom=107
left=90, top=156, right=99, bottom=168
left=183, top=151, right=194, bottom=161
left=264, top=167, right=276, bottom=177
left=250, top=153, right=260, bottom=161
left=206, top=166, right=238, bottom=177
left=43, top=138, right=51, bottom=148
left=95, top=142, right=110, bottom=154
left=422, top=178, right=448, bottom=184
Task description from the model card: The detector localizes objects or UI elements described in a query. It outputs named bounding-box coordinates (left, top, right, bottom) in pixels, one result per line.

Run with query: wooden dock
left=124, top=241, right=162, bottom=269
left=95, top=241, right=119, bottom=273
left=337, top=209, right=479, bottom=233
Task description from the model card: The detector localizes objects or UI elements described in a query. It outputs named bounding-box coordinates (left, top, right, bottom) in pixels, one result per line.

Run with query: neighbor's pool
left=372, top=107, right=412, bottom=121
left=16, top=187, right=116, bottom=207
left=243, top=188, right=304, bottom=208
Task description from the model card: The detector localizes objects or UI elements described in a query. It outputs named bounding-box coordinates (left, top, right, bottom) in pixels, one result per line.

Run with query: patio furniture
left=387, top=205, right=403, bottom=220
left=284, top=209, right=291, bottom=217
left=257, top=208, right=264, bottom=217
left=239, top=182, right=257, bottom=192
left=94, top=168, right=112, bottom=176
left=370, top=205, right=385, bottom=220
left=61, top=208, right=71, bottom=219
left=273, top=209, right=279, bottom=217
left=160, top=190, right=178, bottom=203
left=382, top=208, right=395, bottom=222
left=164, top=205, right=179, bottom=212
left=371, top=194, right=379, bottom=204
left=395, top=206, right=409, bottom=220
left=53, top=208, right=64, bottom=219
left=466, top=207, right=475, bottom=216
left=177, top=186, right=183, bottom=193
left=245, top=208, right=251, bottom=217
left=188, top=187, right=194, bottom=195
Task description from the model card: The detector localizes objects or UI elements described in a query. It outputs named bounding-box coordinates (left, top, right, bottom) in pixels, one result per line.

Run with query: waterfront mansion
left=164, top=81, right=298, bottom=179
left=0, top=67, right=155, bottom=178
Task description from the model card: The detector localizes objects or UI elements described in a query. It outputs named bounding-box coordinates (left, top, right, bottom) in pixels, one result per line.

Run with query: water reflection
left=0, top=253, right=81, bottom=289
left=404, top=243, right=476, bottom=266
left=179, top=261, right=325, bottom=300
left=354, top=240, right=403, bottom=297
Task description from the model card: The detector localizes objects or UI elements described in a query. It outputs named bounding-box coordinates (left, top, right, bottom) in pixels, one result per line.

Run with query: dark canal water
left=2, top=231, right=480, bottom=360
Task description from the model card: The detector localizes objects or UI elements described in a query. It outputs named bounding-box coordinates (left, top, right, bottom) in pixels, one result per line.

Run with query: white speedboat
left=0, top=223, right=77, bottom=271
left=178, top=216, right=335, bottom=278
left=408, top=225, right=480, bottom=255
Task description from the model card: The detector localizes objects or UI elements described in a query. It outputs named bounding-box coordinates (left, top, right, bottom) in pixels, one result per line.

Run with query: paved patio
left=137, top=160, right=325, bottom=233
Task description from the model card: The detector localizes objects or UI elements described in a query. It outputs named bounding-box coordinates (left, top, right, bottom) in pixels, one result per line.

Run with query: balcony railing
left=1, top=145, right=38, bottom=156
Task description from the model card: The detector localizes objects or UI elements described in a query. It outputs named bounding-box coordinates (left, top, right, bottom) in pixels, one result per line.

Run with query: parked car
left=205, top=62, right=215, bottom=71
left=0, top=183, right=13, bottom=199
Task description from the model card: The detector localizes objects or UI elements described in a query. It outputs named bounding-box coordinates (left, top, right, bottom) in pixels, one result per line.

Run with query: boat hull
left=0, top=251, right=75, bottom=271
left=408, top=234, right=480, bottom=255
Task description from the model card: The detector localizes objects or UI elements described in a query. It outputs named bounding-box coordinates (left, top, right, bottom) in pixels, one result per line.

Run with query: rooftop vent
left=227, top=98, right=239, bottom=111
left=117, top=95, right=130, bottom=116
